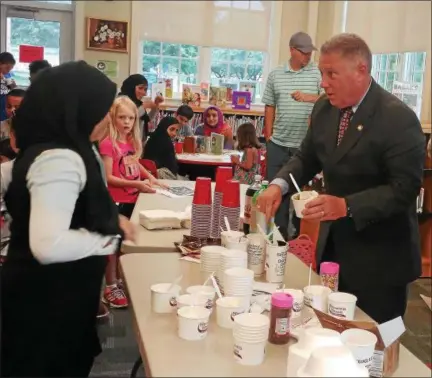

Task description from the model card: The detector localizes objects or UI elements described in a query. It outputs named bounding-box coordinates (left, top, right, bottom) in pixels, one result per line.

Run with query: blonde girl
left=99, top=96, right=165, bottom=308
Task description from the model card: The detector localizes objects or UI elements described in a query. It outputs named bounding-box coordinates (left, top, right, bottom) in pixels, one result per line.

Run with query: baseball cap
left=289, top=32, right=317, bottom=54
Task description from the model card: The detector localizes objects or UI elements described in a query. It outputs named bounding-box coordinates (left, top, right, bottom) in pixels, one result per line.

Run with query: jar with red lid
left=268, top=293, right=293, bottom=345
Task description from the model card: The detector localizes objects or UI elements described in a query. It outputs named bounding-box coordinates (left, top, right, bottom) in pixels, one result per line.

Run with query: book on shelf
left=182, top=84, right=201, bottom=107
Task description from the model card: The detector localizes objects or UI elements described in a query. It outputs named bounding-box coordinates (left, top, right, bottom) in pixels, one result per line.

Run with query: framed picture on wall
left=86, top=17, right=129, bottom=53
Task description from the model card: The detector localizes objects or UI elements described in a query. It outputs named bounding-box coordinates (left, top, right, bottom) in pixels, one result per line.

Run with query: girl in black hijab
left=119, top=74, right=164, bottom=142
left=1, top=61, right=133, bottom=377
left=143, top=116, right=181, bottom=178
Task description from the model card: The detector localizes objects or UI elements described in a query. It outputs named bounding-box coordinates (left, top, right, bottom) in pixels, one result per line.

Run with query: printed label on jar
left=275, top=317, right=289, bottom=335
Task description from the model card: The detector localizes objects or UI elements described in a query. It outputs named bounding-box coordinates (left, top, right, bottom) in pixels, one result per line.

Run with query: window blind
left=345, top=1, right=431, bottom=53
left=133, top=0, right=272, bottom=51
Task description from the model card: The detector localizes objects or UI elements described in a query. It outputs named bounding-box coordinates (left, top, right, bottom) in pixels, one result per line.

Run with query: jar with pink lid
left=268, top=293, right=293, bottom=345
left=320, top=262, right=340, bottom=292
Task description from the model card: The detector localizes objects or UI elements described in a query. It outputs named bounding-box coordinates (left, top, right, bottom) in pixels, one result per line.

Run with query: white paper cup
left=233, top=313, right=270, bottom=341
left=341, top=329, right=377, bottom=372
left=292, top=191, right=319, bottom=218
left=233, top=338, right=267, bottom=366
left=177, top=294, right=208, bottom=309
left=221, top=231, right=245, bottom=247
left=286, top=327, right=343, bottom=377
left=177, top=306, right=211, bottom=341
left=265, top=241, right=288, bottom=283
left=216, top=296, right=245, bottom=328
left=297, top=345, right=369, bottom=377
left=328, top=292, right=357, bottom=320
left=186, top=285, right=216, bottom=310
left=151, top=283, right=181, bottom=313
left=246, top=233, right=266, bottom=276
left=303, top=285, right=332, bottom=312
left=226, top=237, right=249, bottom=251
left=281, top=289, right=304, bottom=318
left=200, top=245, right=225, bottom=273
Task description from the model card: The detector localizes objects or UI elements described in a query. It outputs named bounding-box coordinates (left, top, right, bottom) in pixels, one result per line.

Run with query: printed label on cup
left=358, top=356, right=374, bottom=370
left=293, top=301, right=302, bottom=313
left=247, top=244, right=264, bottom=266
left=169, top=297, right=177, bottom=307
left=205, top=299, right=213, bottom=310
left=304, top=295, right=312, bottom=308
left=197, top=321, right=208, bottom=333
left=230, top=310, right=244, bottom=321
left=329, top=303, right=347, bottom=318
left=233, top=344, right=243, bottom=360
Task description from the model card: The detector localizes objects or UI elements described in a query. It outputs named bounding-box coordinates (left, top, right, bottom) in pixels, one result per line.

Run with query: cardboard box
left=313, top=309, right=405, bottom=377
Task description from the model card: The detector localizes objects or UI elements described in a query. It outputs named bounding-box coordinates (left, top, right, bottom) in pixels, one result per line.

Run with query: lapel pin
left=357, top=125, right=363, bottom=131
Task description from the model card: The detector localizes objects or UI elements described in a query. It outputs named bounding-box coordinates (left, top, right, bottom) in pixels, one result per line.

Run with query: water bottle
left=243, top=175, right=262, bottom=235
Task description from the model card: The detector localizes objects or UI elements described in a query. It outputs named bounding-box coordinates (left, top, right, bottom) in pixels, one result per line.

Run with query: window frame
left=141, top=40, right=268, bottom=104
left=371, top=51, right=427, bottom=118
left=141, top=41, right=201, bottom=93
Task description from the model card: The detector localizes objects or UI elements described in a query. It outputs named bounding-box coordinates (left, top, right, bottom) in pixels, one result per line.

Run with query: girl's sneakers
left=102, top=284, right=128, bottom=308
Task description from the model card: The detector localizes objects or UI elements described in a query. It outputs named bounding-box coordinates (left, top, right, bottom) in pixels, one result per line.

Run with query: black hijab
left=13, top=60, right=121, bottom=236
left=119, top=74, right=150, bottom=137
left=144, top=116, right=178, bottom=175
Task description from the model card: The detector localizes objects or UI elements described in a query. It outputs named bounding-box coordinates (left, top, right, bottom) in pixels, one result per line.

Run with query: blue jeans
left=266, top=140, right=300, bottom=240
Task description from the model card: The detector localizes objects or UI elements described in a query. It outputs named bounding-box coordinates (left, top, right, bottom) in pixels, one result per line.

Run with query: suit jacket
left=276, top=80, right=426, bottom=289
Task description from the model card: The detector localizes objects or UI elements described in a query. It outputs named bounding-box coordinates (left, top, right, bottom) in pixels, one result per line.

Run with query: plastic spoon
left=203, top=272, right=215, bottom=286
left=167, top=274, right=183, bottom=293
left=224, top=216, right=231, bottom=234
left=289, top=173, right=302, bottom=194
left=210, top=275, right=223, bottom=299
left=257, top=224, right=272, bottom=245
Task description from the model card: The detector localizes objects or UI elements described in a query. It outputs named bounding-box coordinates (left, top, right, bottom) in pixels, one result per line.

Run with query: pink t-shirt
left=99, top=137, right=141, bottom=203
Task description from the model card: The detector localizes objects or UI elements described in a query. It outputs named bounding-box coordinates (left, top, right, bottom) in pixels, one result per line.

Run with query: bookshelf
left=150, top=105, right=265, bottom=138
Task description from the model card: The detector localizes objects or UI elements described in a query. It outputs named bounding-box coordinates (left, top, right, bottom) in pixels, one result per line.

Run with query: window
left=372, top=51, right=426, bottom=118
left=141, top=41, right=266, bottom=103
left=213, top=1, right=265, bottom=11
left=142, top=41, right=199, bottom=94
left=210, top=48, right=265, bottom=102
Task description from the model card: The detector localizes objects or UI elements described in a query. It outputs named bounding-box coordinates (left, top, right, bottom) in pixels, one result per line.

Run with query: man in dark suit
left=257, top=34, right=426, bottom=324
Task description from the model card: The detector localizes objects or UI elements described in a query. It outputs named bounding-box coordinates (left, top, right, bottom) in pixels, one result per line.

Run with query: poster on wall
left=95, top=60, right=119, bottom=79
left=392, top=81, right=422, bottom=117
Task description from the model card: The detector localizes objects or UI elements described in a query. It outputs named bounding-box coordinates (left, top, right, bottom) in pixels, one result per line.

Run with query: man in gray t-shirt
left=262, top=32, right=322, bottom=240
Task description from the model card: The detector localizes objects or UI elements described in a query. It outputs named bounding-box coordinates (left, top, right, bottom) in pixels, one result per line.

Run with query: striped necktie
left=337, top=107, right=353, bottom=145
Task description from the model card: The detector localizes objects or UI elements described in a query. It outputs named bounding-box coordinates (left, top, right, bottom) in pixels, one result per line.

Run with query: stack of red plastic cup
left=220, top=179, right=241, bottom=232
left=211, top=166, right=233, bottom=238
left=191, top=177, right=212, bottom=239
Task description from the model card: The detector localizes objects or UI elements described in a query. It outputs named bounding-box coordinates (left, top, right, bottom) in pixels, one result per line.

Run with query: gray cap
left=289, top=32, right=317, bottom=54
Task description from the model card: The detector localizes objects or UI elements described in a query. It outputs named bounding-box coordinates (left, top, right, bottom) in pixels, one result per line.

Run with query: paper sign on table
left=19, top=45, right=44, bottom=63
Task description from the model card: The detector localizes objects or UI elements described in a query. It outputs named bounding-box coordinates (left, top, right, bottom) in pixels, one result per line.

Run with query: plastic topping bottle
left=268, top=293, right=293, bottom=345
left=243, top=175, right=262, bottom=235
left=320, top=262, right=340, bottom=292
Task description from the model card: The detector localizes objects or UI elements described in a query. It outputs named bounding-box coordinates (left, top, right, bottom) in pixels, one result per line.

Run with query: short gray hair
left=320, top=33, right=372, bottom=73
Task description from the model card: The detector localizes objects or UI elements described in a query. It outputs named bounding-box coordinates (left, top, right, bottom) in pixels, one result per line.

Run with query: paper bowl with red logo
left=177, top=306, right=211, bottom=341
left=150, top=283, right=181, bottom=314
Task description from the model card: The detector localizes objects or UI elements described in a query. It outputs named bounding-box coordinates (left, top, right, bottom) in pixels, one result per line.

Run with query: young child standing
left=99, top=96, right=166, bottom=308
left=231, top=122, right=261, bottom=185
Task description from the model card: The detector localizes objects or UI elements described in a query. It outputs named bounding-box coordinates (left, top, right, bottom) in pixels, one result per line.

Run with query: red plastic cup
left=221, top=179, right=240, bottom=208
left=215, top=166, right=233, bottom=193
left=193, top=177, right=212, bottom=205
left=174, top=142, right=184, bottom=154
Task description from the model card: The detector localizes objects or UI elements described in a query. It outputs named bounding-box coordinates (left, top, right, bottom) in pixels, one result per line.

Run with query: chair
left=139, top=159, right=158, bottom=179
